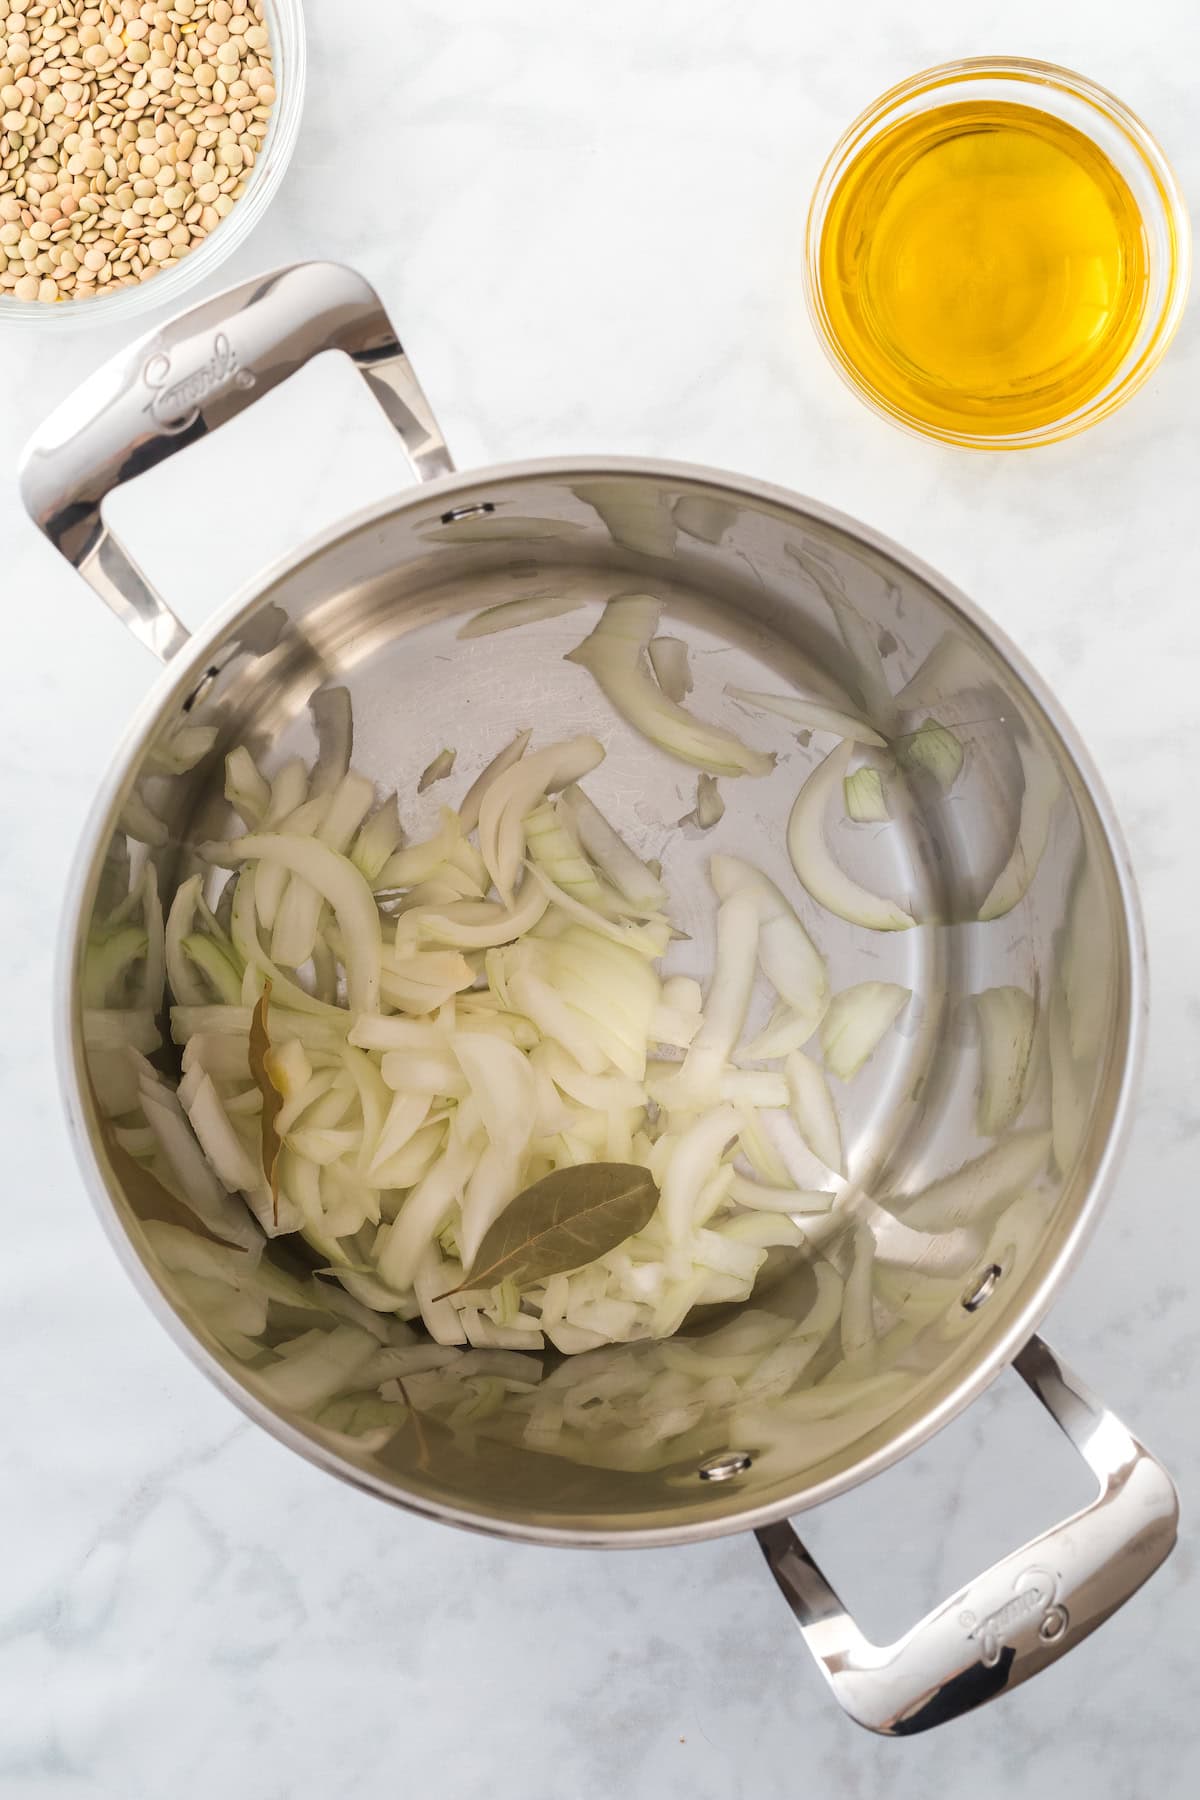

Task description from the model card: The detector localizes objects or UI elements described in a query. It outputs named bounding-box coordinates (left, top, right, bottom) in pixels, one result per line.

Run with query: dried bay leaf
left=248, top=979, right=286, bottom=1224
left=437, top=1162, right=660, bottom=1297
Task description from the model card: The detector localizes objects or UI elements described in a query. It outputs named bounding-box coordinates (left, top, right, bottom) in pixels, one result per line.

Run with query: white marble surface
left=2, top=0, right=1198, bottom=1793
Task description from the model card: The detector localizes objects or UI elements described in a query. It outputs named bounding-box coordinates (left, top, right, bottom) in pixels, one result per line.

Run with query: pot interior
left=66, top=465, right=1139, bottom=1542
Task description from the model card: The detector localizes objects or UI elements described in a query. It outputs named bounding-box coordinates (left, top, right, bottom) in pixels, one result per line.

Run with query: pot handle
left=756, top=1335, right=1177, bottom=1736
left=18, top=261, right=453, bottom=663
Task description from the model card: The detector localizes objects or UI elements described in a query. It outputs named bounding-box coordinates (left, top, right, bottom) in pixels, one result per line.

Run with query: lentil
left=0, top=0, right=274, bottom=304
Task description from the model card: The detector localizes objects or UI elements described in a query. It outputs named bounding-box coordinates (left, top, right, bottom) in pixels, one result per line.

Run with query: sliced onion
left=819, top=982, right=910, bottom=1081
left=525, top=865, right=669, bottom=957
left=224, top=746, right=270, bottom=828
left=735, top=1105, right=791, bottom=1186
left=453, top=1033, right=538, bottom=1149
left=374, top=810, right=463, bottom=893
left=478, top=734, right=606, bottom=903
left=459, top=1141, right=526, bottom=1271
left=456, top=730, right=531, bottom=836
left=719, top=1068, right=789, bottom=1107
left=378, top=1120, right=481, bottom=1291
left=368, top=1092, right=431, bottom=1174
left=181, top=1071, right=261, bottom=1192
left=741, top=999, right=821, bottom=1061
left=975, top=986, right=1037, bottom=1137
left=709, top=853, right=829, bottom=1021
left=727, top=1173, right=835, bottom=1213
left=648, top=635, right=693, bottom=702
left=216, top=833, right=382, bottom=1012
left=165, top=874, right=209, bottom=1007
left=418, top=748, right=457, bottom=793
left=406, top=880, right=550, bottom=950
left=978, top=737, right=1061, bottom=921
left=843, top=765, right=890, bottom=823
left=228, top=872, right=345, bottom=1019
left=662, top=887, right=759, bottom=1103
left=787, top=741, right=916, bottom=931
left=784, top=1050, right=844, bottom=1173
left=725, top=685, right=886, bottom=747
left=525, top=800, right=609, bottom=908
left=686, top=773, right=724, bottom=830
left=511, top=969, right=608, bottom=1075
left=557, top=785, right=667, bottom=913
left=661, top=1104, right=742, bottom=1240
left=271, top=770, right=376, bottom=972
left=566, top=596, right=774, bottom=777
left=347, top=796, right=403, bottom=886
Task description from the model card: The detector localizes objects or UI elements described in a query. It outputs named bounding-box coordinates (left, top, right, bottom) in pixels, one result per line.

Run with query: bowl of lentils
left=0, top=0, right=304, bottom=324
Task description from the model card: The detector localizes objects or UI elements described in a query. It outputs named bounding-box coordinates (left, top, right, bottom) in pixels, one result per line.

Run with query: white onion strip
left=785, top=1050, right=844, bottom=1173
left=819, top=982, right=910, bottom=1081
left=787, top=741, right=916, bottom=931
left=725, top=685, right=886, bottom=747
left=566, top=596, right=774, bottom=777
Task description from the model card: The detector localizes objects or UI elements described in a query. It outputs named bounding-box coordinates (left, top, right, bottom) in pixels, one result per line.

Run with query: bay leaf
left=437, top=1162, right=660, bottom=1297
left=248, top=979, right=286, bottom=1224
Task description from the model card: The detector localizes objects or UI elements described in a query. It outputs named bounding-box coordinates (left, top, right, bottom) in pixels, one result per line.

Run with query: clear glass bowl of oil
left=806, top=58, right=1191, bottom=448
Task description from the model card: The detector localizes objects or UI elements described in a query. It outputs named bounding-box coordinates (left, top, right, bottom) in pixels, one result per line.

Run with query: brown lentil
left=0, top=0, right=274, bottom=304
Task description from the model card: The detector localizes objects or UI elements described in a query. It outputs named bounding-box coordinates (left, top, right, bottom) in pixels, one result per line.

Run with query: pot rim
left=55, top=453, right=1148, bottom=1547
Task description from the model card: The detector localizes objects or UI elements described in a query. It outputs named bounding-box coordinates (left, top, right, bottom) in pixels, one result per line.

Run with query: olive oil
left=816, top=101, right=1149, bottom=438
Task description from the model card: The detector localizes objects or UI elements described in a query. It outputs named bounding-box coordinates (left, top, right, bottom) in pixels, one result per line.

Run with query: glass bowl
left=805, top=57, right=1192, bottom=449
left=0, top=0, right=305, bottom=332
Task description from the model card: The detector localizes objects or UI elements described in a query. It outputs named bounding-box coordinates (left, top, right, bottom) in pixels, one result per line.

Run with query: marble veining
left=1, top=1, right=1197, bottom=1793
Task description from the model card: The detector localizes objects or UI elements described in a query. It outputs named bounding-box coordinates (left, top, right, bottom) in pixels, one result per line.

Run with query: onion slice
left=661, top=1104, right=741, bottom=1239
left=787, top=741, right=916, bottom=931
left=215, top=833, right=382, bottom=1013
left=710, top=853, right=829, bottom=1023
left=566, top=596, right=774, bottom=777
left=843, top=766, right=890, bottom=823
left=648, top=636, right=693, bottom=702
left=478, top=734, right=605, bottom=903
left=558, top=786, right=666, bottom=913
left=725, top=685, right=886, bottom=747
left=785, top=1050, right=844, bottom=1173
left=662, top=887, right=759, bottom=1103
left=819, top=982, right=910, bottom=1081
left=457, top=729, right=531, bottom=836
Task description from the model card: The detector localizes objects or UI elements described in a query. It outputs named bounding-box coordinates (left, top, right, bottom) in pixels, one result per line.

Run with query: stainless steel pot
left=23, top=262, right=1177, bottom=1736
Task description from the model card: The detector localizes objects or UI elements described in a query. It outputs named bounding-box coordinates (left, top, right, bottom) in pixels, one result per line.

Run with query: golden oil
left=815, top=100, right=1150, bottom=438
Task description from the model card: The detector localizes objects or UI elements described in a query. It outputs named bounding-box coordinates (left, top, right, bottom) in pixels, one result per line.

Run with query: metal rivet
left=1039, top=1605, right=1069, bottom=1643
left=698, top=1451, right=752, bottom=1482
left=962, top=1263, right=1003, bottom=1313
left=440, top=502, right=495, bottom=524
left=182, top=666, right=220, bottom=714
